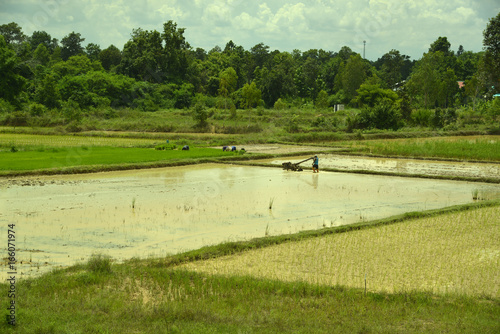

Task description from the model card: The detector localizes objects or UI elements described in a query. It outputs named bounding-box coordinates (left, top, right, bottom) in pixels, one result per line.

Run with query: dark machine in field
left=282, top=157, right=314, bottom=171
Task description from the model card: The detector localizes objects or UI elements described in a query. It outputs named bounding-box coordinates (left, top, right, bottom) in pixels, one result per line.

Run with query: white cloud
left=1, top=0, right=498, bottom=60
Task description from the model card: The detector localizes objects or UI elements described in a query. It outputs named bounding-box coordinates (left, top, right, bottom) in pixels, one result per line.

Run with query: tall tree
left=406, top=51, right=458, bottom=108
left=241, top=81, right=261, bottom=109
left=33, top=44, right=50, bottom=66
left=429, top=36, right=452, bottom=54
left=375, top=49, right=410, bottom=89
left=99, top=45, right=122, bottom=71
left=0, top=35, right=25, bottom=103
left=29, top=31, right=54, bottom=51
left=61, top=32, right=85, bottom=61
left=85, top=43, right=101, bottom=61
left=162, top=20, right=190, bottom=82
left=118, top=28, right=163, bottom=82
left=218, top=67, right=237, bottom=110
left=483, top=12, right=500, bottom=93
left=0, top=22, right=25, bottom=44
left=341, top=54, right=368, bottom=102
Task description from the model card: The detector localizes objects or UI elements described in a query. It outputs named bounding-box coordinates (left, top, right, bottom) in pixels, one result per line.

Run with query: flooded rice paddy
left=1, top=162, right=499, bottom=279
left=267, top=154, right=500, bottom=180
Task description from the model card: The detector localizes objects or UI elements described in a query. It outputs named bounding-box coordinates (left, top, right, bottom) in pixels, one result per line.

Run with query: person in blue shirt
left=312, top=155, right=319, bottom=173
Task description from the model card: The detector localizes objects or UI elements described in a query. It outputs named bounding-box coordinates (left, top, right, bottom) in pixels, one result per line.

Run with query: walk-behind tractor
left=281, top=157, right=314, bottom=171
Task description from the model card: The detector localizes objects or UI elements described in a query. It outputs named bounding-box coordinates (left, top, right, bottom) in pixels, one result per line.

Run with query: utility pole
left=363, top=40, right=366, bottom=59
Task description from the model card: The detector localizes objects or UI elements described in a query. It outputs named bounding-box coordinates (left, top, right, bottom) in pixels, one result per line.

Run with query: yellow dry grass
left=180, top=206, right=500, bottom=297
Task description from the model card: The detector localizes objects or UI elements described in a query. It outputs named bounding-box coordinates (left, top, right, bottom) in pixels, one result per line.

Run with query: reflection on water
left=1, top=164, right=498, bottom=279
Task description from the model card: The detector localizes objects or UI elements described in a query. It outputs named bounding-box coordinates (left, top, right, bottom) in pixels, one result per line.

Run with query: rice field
left=180, top=206, right=500, bottom=298
left=0, top=133, right=160, bottom=149
left=343, top=136, right=500, bottom=161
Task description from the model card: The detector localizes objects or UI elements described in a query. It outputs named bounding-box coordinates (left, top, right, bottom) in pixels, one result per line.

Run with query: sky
left=1, top=0, right=499, bottom=61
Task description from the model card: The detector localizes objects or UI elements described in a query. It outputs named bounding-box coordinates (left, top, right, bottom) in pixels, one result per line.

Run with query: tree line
left=0, top=14, right=498, bottom=129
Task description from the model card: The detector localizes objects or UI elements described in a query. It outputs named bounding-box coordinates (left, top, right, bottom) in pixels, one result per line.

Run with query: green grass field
left=0, top=146, right=235, bottom=172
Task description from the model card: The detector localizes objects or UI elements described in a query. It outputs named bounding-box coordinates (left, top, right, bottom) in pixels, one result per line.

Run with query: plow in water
left=281, top=157, right=314, bottom=171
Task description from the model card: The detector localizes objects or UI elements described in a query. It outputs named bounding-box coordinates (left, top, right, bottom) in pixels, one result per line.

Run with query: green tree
left=29, top=31, right=55, bottom=51
left=162, top=20, right=190, bottom=81
left=354, top=83, right=399, bottom=108
left=218, top=67, right=237, bottom=110
left=407, top=51, right=460, bottom=108
left=376, top=49, right=409, bottom=89
left=483, top=12, right=500, bottom=93
left=99, top=45, right=122, bottom=71
left=406, top=52, right=442, bottom=108
left=192, top=102, right=209, bottom=129
left=429, top=36, right=452, bottom=54
left=315, top=90, right=329, bottom=109
left=0, top=22, right=25, bottom=44
left=0, top=35, right=25, bottom=103
left=33, top=44, right=50, bottom=66
left=118, top=28, right=163, bottom=81
left=61, top=32, right=85, bottom=61
left=85, top=43, right=101, bottom=61
left=241, top=81, right=261, bottom=109
left=341, top=54, right=368, bottom=102
left=35, top=73, right=60, bottom=108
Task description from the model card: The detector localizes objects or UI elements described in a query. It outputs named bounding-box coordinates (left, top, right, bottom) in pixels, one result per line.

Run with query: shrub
left=87, top=253, right=112, bottom=274
left=411, top=108, right=433, bottom=127
left=357, top=100, right=403, bottom=130
left=155, top=144, right=177, bottom=150
left=0, top=98, right=15, bottom=113
left=26, top=102, right=48, bottom=117
left=192, top=103, right=209, bottom=129
left=274, top=98, right=287, bottom=110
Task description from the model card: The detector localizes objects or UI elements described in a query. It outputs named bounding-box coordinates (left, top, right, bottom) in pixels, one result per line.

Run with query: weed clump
left=87, top=253, right=112, bottom=274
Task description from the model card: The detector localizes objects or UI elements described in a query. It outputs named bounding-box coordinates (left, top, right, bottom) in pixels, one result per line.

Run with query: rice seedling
left=268, top=197, right=275, bottom=210
left=180, top=206, right=500, bottom=298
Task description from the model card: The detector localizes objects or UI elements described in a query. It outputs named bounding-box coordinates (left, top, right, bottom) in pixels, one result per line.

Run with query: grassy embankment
left=0, top=202, right=498, bottom=333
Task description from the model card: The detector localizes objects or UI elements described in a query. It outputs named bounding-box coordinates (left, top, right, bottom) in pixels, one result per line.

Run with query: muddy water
left=1, top=164, right=499, bottom=279
left=267, top=154, right=500, bottom=180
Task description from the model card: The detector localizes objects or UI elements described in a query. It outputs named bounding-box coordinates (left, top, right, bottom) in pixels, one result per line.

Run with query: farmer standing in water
left=312, top=155, right=319, bottom=173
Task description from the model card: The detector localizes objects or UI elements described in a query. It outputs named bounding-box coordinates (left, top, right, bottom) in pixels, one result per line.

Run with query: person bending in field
left=312, top=155, right=319, bottom=173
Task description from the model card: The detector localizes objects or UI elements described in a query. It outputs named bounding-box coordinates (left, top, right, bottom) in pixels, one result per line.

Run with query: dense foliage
left=0, top=15, right=499, bottom=132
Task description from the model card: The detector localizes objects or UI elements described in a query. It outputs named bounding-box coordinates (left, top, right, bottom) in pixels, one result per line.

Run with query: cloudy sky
left=1, top=0, right=499, bottom=60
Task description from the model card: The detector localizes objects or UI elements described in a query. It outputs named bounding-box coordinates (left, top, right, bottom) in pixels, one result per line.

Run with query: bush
left=411, top=109, right=433, bottom=127
left=274, top=98, right=287, bottom=110
left=87, top=253, right=112, bottom=274
left=4, top=110, right=28, bottom=127
left=155, top=144, right=177, bottom=150
left=0, top=99, right=15, bottom=113
left=26, top=102, right=48, bottom=117
left=192, top=103, right=209, bottom=130
left=357, top=101, right=403, bottom=130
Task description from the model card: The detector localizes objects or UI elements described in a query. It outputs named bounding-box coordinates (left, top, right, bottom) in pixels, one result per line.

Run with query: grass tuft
left=87, top=253, right=112, bottom=274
